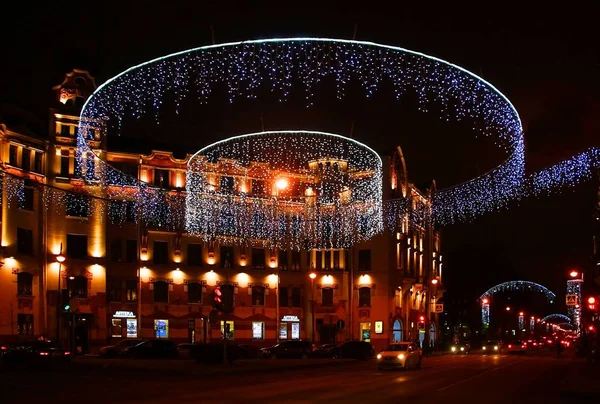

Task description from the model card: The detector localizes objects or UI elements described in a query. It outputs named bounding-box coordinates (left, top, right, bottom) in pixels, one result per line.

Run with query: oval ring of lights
left=480, top=280, right=556, bottom=303
left=541, top=314, right=571, bottom=324
left=186, top=130, right=383, bottom=249
left=76, top=38, right=599, bottom=230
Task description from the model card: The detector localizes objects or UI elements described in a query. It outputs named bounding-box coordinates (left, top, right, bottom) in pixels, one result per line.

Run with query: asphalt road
left=1, top=351, right=598, bottom=403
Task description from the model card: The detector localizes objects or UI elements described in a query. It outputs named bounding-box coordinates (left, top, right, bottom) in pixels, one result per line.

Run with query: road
left=1, top=351, right=598, bottom=403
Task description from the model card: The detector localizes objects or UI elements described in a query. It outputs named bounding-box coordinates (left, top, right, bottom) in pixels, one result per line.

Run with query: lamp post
left=309, top=272, right=316, bottom=343
left=55, top=244, right=66, bottom=343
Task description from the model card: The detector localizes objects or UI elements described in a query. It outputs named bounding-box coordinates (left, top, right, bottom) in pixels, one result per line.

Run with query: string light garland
left=186, top=130, right=383, bottom=249
left=540, top=314, right=571, bottom=324
left=55, top=37, right=597, bottom=233
left=480, top=280, right=556, bottom=303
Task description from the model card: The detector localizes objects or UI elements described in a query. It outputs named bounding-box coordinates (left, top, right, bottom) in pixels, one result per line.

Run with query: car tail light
left=39, top=352, right=49, bottom=356
left=522, top=345, right=526, bottom=348
left=64, top=351, right=71, bottom=356
left=0, top=346, right=7, bottom=351
left=508, top=345, right=512, bottom=348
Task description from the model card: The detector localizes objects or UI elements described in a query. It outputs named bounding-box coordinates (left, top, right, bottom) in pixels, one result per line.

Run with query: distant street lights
left=55, top=244, right=66, bottom=342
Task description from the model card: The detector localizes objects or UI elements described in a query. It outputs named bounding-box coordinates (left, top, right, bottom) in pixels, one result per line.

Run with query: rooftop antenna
left=260, top=115, right=265, bottom=132
left=349, top=120, right=355, bottom=138
left=210, top=25, right=216, bottom=45
left=353, top=23, right=358, bottom=40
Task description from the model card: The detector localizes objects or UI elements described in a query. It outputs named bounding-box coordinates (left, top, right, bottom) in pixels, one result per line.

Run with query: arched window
left=392, top=319, right=403, bottom=342
left=358, top=287, right=371, bottom=307
left=17, top=272, right=33, bottom=296
left=153, top=281, right=169, bottom=303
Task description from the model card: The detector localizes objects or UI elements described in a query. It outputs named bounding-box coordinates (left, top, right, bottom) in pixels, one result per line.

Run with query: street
left=1, top=350, right=599, bottom=403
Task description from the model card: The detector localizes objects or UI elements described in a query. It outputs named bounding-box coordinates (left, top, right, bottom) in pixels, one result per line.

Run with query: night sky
left=2, top=4, right=599, bottom=308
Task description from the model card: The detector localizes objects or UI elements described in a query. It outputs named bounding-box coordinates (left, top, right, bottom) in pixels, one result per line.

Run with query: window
left=17, top=227, right=33, bottom=255
left=65, top=194, right=89, bottom=217
left=60, top=124, right=70, bottom=136
left=358, top=249, right=371, bottom=271
left=252, top=180, right=265, bottom=196
left=220, top=176, right=234, bottom=192
left=252, top=285, right=265, bottom=306
left=359, top=287, right=371, bottom=307
left=108, top=279, right=122, bottom=302
left=60, top=150, right=70, bottom=176
left=322, top=288, right=334, bottom=307
left=291, top=251, right=301, bottom=271
left=18, top=187, right=34, bottom=211
left=125, top=201, right=137, bottom=222
left=316, top=251, right=323, bottom=270
left=279, top=287, right=289, bottom=307
left=17, top=314, right=33, bottom=336
left=188, top=282, right=202, bottom=304
left=333, top=250, right=341, bottom=269
left=251, top=248, right=265, bottom=269
left=153, top=281, right=169, bottom=302
left=278, top=250, right=288, bottom=270
left=67, top=276, right=88, bottom=298
left=125, top=240, right=137, bottom=263
left=66, top=234, right=88, bottom=259
left=125, top=280, right=138, bottom=302
left=220, top=246, right=233, bottom=268
left=252, top=322, right=265, bottom=339
left=33, top=152, right=43, bottom=173
left=9, top=145, right=18, bottom=166
left=324, top=251, right=331, bottom=270
left=220, top=320, right=234, bottom=339
left=22, top=149, right=31, bottom=171
left=17, top=272, right=33, bottom=296
left=292, top=287, right=301, bottom=307
left=154, top=319, right=169, bottom=338
left=187, top=243, right=203, bottom=266
left=154, top=169, right=170, bottom=188
left=111, top=319, right=122, bottom=337
left=110, top=239, right=123, bottom=262
left=153, top=241, right=168, bottom=264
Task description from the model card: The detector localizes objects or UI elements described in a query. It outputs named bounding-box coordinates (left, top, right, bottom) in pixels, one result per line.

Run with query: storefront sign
left=375, top=321, right=383, bottom=334
left=281, top=315, right=300, bottom=322
left=113, top=310, right=136, bottom=318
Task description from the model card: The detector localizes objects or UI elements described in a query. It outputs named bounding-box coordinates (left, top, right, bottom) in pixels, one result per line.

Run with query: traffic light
left=211, top=286, right=224, bottom=312
left=60, top=289, right=71, bottom=312
left=587, top=296, right=597, bottom=311
left=418, top=315, right=425, bottom=330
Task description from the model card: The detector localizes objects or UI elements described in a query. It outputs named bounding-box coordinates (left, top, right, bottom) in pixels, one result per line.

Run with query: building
left=0, top=69, right=443, bottom=353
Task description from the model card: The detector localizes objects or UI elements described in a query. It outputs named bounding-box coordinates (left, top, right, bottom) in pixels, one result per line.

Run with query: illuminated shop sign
left=113, top=311, right=136, bottom=318
left=281, top=315, right=300, bottom=322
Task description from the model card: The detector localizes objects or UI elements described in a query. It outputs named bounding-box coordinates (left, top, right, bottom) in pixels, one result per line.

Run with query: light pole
left=309, top=272, right=316, bottom=343
left=55, top=244, right=66, bottom=343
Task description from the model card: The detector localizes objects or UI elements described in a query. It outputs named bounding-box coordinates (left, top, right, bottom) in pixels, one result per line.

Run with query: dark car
left=450, top=342, right=471, bottom=354
left=259, top=340, right=315, bottom=359
left=481, top=340, right=503, bottom=354
left=99, top=339, right=144, bottom=358
left=311, top=344, right=339, bottom=358
left=120, top=339, right=179, bottom=359
left=238, top=344, right=261, bottom=359
left=331, top=341, right=374, bottom=360
left=177, top=343, right=204, bottom=359
left=0, top=340, right=71, bottom=368
left=195, top=343, right=245, bottom=364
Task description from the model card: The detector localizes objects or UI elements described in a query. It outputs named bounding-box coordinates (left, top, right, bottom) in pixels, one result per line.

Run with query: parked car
left=0, top=340, right=71, bottom=368
left=177, top=343, right=203, bottom=359
left=450, top=342, right=471, bottom=354
left=311, top=344, right=338, bottom=358
left=195, top=343, right=245, bottom=364
left=331, top=341, right=374, bottom=360
left=506, top=340, right=527, bottom=354
left=481, top=340, right=503, bottom=354
left=238, top=344, right=261, bottom=359
left=259, top=341, right=315, bottom=359
left=376, top=342, right=422, bottom=370
left=100, top=339, right=144, bottom=358
left=120, top=339, right=179, bottom=359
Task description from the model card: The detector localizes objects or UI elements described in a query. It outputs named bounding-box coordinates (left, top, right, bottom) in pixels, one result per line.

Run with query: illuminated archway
left=541, top=314, right=571, bottom=324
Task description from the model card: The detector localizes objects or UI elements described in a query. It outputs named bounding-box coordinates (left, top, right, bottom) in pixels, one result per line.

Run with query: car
left=481, top=340, right=503, bottom=354
left=311, top=344, right=338, bottom=358
left=0, top=340, right=71, bottom=369
left=506, top=340, right=527, bottom=354
left=450, top=342, right=470, bottom=354
left=376, top=342, right=422, bottom=370
left=259, top=340, right=315, bottom=359
left=100, top=339, right=144, bottom=358
left=120, top=339, right=179, bottom=359
left=330, top=341, right=374, bottom=360
left=237, top=344, right=261, bottom=359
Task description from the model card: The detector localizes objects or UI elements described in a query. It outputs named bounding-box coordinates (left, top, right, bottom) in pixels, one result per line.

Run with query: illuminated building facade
left=0, top=70, right=443, bottom=352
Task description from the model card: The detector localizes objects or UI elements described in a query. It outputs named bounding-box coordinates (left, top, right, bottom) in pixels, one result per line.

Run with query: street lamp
left=55, top=244, right=66, bottom=343
left=505, top=306, right=511, bottom=311
left=569, top=270, right=580, bottom=279
left=309, top=272, right=316, bottom=343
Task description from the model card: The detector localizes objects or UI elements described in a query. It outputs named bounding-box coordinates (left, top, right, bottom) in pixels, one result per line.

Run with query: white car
left=376, top=342, right=422, bottom=370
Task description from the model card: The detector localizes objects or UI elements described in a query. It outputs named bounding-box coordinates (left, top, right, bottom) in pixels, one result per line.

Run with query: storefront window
left=111, top=319, right=122, bottom=337
left=252, top=322, right=265, bottom=339
left=154, top=319, right=169, bottom=338
left=291, top=323, right=300, bottom=340
left=220, top=320, right=234, bottom=339
left=360, top=322, right=371, bottom=342
left=127, top=319, right=138, bottom=338
left=279, top=323, right=288, bottom=339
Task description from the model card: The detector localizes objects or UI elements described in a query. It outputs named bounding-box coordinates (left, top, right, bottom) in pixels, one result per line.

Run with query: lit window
left=252, top=322, right=264, bottom=340
left=154, top=319, right=169, bottom=338
left=220, top=320, right=234, bottom=340
left=112, top=319, right=122, bottom=337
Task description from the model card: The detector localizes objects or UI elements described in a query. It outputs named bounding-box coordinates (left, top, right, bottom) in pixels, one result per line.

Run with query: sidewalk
left=73, top=357, right=359, bottom=376
left=560, top=359, right=600, bottom=401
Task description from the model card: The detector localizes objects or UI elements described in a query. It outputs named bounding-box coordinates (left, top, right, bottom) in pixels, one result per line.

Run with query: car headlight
left=482, top=346, right=486, bottom=350
left=494, top=346, right=499, bottom=351
left=460, top=347, right=465, bottom=351
left=377, top=354, right=382, bottom=359
left=397, top=354, right=405, bottom=360
left=451, top=347, right=456, bottom=352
